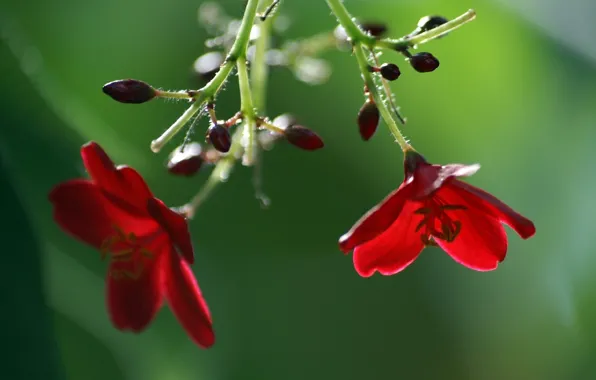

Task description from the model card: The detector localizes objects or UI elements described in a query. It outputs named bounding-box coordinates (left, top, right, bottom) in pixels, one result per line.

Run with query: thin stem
left=150, top=59, right=234, bottom=153
left=370, top=50, right=406, bottom=124
left=150, top=0, right=260, bottom=153
left=375, top=10, right=477, bottom=50
left=251, top=16, right=272, bottom=111
left=259, top=120, right=284, bottom=134
left=353, top=44, right=410, bottom=151
left=181, top=0, right=266, bottom=217
left=250, top=0, right=274, bottom=207
left=228, top=0, right=261, bottom=60
left=237, top=58, right=257, bottom=166
left=155, top=90, right=195, bottom=100
left=237, top=59, right=256, bottom=118
left=182, top=142, right=241, bottom=218
left=325, top=0, right=374, bottom=45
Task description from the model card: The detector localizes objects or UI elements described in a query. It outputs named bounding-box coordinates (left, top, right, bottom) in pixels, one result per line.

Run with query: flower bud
left=284, top=125, right=324, bottom=151
left=206, top=123, right=231, bottom=153
left=409, top=52, right=440, bottom=73
left=193, top=51, right=224, bottom=82
left=357, top=101, right=380, bottom=141
left=417, top=15, right=448, bottom=33
left=379, top=63, right=401, bottom=81
left=102, top=79, right=156, bottom=104
left=360, top=22, right=388, bottom=38
left=167, top=143, right=203, bottom=177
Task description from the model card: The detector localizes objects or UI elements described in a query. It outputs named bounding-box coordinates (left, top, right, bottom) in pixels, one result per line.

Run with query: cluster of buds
left=351, top=15, right=447, bottom=141
left=102, top=0, right=327, bottom=186
left=103, top=78, right=324, bottom=179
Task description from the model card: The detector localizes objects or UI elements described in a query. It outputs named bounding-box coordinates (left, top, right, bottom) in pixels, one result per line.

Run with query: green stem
left=181, top=141, right=241, bottom=218
left=181, top=0, right=270, bottom=216
left=155, top=90, right=194, bottom=100
left=353, top=44, right=410, bottom=151
left=250, top=2, right=273, bottom=207
left=237, top=59, right=256, bottom=117
left=237, top=58, right=257, bottom=165
left=375, top=9, right=477, bottom=50
left=325, top=0, right=374, bottom=45
left=150, top=0, right=260, bottom=153
left=227, top=0, right=261, bottom=60
left=251, top=15, right=271, bottom=111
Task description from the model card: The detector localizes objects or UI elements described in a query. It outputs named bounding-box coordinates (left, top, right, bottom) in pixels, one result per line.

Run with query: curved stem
left=237, top=58, right=258, bottom=166
left=370, top=50, right=406, bottom=124
left=375, top=10, right=476, bottom=51
left=325, top=0, right=374, bottom=45
left=150, top=0, right=260, bottom=153
left=353, top=44, right=410, bottom=151
left=182, top=0, right=273, bottom=216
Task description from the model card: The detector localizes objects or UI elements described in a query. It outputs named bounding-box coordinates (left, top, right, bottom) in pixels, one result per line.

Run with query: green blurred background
left=2, top=0, right=596, bottom=379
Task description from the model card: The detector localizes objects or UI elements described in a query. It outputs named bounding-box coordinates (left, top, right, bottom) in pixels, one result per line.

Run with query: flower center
left=100, top=225, right=157, bottom=280
left=414, top=200, right=466, bottom=247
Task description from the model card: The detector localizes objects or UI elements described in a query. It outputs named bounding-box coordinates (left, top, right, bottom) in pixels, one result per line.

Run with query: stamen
left=100, top=226, right=156, bottom=281
left=415, top=200, right=465, bottom=245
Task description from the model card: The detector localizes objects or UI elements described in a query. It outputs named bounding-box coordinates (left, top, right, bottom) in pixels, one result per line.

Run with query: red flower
left=339, top=151, right=536, bottom=277
left=49, top=142, right=214, bottom=348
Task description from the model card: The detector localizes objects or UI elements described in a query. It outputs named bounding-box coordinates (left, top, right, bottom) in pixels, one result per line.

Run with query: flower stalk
left=181, top=0, right=274, bottom=217
left=325, top=0, right=476, bottom=152
left=150, top=0, right=261, bottom=153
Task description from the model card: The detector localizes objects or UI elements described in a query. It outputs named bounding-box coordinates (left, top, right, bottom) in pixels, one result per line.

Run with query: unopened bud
left=417, top=15, right=448, bottom=33
left=409, top=52, right=440, bottom=73
left=285, top=125, right=324, bottom=151
left=357, top=101, right=380, bottom=141
left=360, top=22, right=388, bottom=38
left=102, top=79, right=156, bottom=104
left=206, top=123, right=231, bottom=153
left=379, top=63, right=401, bottom=81
left=167, top=143, right=203, bottom=177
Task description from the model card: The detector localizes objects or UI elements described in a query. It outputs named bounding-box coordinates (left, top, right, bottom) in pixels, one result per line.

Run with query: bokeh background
left=2, top=0, right=596, bottom=379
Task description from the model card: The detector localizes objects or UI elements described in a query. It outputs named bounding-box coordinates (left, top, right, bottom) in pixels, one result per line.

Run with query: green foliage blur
left=1, top=0, right=596, bottom=379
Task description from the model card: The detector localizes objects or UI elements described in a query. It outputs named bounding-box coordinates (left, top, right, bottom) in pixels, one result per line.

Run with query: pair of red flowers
left=49, top=143, right=535, bottom=347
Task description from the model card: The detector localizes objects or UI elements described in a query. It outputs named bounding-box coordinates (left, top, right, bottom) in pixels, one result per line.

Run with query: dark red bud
left=167, top=143, right=203, bottom=177
left=102, top=79, right=156, bottom=104
left=379, top=63, right=401, bottom=81
left=357, top=101, right=380, bottom=141
left=409, top=52, right=440, bottom=73
left=193, top=51, right=224, bottom=82
left=206, top=123, right=231, bottom=153
left=360, top=22, right=388, bottom=38
left=285, top=126, right=324, bottom=151
left=417, top=15, right=448, bottom=32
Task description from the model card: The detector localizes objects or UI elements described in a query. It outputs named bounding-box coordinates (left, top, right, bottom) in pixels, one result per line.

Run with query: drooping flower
left=49, top=142, right=214, bottom=348
left=339, top=150, right=536, bottom=277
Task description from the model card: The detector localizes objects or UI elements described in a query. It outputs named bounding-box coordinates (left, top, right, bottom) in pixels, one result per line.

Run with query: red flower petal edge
left=49, top=141, right=214, bottom=348
left=340, top=150, right=536, bottom=276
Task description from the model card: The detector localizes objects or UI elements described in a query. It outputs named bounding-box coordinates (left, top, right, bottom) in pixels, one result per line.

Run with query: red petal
left=106, top=236, right=166, bottom=332
left=352, top=201, right=425, bottom=277
left=147, top=198, right=194, bottom=264
left=49, top=180, right=115, bottom=248
left=451, top=180, right=536, bottom=239
left=435, top=186, right=508, bottom=271
left=164, top=249, right=214, bottom=348
left=410, top=162, right=480, bottom=199
left=339, top=182, right=415, bottom=253
left=81, top=142, right=153, bottom=214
